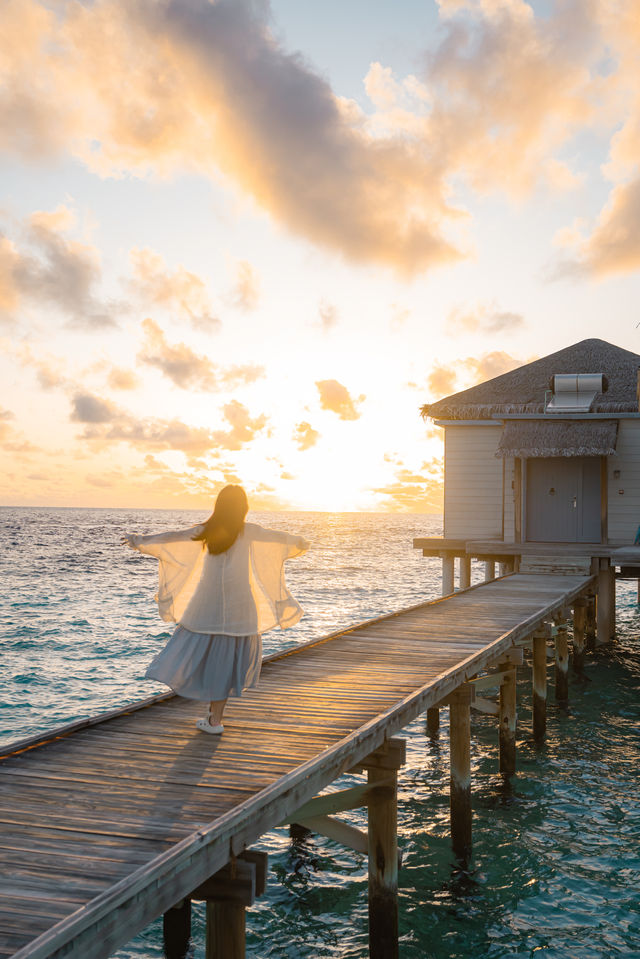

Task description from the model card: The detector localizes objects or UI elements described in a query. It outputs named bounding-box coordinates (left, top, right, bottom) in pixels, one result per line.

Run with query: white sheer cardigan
left=125, top=522, right=309, bottom=636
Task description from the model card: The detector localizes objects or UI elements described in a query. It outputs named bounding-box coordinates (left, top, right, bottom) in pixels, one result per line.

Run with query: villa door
left=525, top=457, right=601, bottom=543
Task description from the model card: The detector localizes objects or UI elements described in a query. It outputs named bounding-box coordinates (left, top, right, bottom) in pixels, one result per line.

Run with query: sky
left=2, top=0, right=640, bottom=513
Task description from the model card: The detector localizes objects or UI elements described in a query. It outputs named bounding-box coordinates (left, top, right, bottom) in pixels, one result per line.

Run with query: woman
left=123, top=485, right=309, bottom=734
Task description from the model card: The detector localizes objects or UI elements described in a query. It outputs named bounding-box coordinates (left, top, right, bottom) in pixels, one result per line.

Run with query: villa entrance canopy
left=495, top=419, right=619, bottom=458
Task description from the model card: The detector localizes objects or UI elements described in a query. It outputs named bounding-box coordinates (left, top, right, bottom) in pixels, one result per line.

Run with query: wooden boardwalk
left=0, top=572, right=593, bottom=959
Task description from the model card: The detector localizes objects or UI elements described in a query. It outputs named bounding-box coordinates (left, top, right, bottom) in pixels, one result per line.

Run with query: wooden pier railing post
left=555, top=619, right=569, bottom=705
left=499, top=667, right=517, bottom=778
left=365, top=744, right=403, bottom=959
left=449, top=685, right=473, bottom=860
left=163, top=898, right=191, bottom=959
left=572, top=598, right=587, bottom=673
left=532, top=626, right=550, bottom=742
left=459, top=555, right=471, bottom=589
left=426, top=707, right=440, bottom=737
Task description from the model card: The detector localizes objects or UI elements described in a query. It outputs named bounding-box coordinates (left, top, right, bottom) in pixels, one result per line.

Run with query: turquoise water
left=1, top=508, right=639, bottom=958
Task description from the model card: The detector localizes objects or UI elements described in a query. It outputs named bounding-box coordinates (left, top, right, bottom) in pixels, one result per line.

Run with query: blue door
left=526, top=457, right=601, bottom=543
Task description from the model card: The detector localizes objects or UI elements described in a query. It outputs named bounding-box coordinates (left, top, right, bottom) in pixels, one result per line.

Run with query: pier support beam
left=426, top=707, right=439, bottom=737
left=449, top=685, right=473, bottom=860
left=597, top=559, right=615, bottom=645
left=163, top=899, right=191, bottom=959
left=498, top=668, right=517, bottom=778
left=192, top=851, right=268, bottom=959
left=555, top=619, right=569, bottom=705
left=365, top=744, right=404, bottom=959
left=484, top=561, right=495, bottom=582
left=572, top=599, right=587, bottom=673
left=206, top=902, right=245, bottom=959
left=442, top=554, right=455, bottom=597
left=459, top=556, right=471, bottom=590
left=586, top=592, right=596, bottom=651
left=532, top=626, right=550, bottom=742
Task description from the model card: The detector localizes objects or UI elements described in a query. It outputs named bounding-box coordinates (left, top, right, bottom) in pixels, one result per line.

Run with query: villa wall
left=608, top=419, right=640, bottom=543
left=443, top=424, right=503, bottom=539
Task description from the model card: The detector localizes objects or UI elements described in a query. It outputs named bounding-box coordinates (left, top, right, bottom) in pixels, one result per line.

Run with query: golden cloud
left=446, top=301, right=525, bottom=336
left=315, top=379, right=365, bottom=421
left=293, top=421, right=320, bottom=451
left=373, top=458, right=444, bottom=513
left=426, top=351, right=523, bottom=400
left=228, top=260, right=260, bottom=312
left=70, top=391, right=268, bottom=454
left=129, top=248, right=219, bottom=330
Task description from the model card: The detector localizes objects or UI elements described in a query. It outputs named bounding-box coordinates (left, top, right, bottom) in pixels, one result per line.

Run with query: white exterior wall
left=608, top=419, right=640, bottom=543
left=444, top=425, right=504, bottom=539
left=503, top=457, right=516, bottom=543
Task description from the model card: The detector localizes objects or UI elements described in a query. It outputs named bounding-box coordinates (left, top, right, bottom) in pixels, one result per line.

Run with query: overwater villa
left=415, top=337, right=640, bottom=639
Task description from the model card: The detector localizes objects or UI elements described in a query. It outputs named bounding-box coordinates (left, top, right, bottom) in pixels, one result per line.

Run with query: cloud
left=446, top=301, right=525, bottom=336
left=317, top=300, right=338, bottom=332
left=138, top=318, right=264, bottom=391
left=129, top=248, right=219, bottom=330
left=427, top=363, right=458, bottom=397
left=426, top=351, right=523, bottom=399
left=212, top=400, right=268, bottom=451
left=0, top=406, right=37, bottom=453
left=229, top=260, right=260, bottom=311
left=315, top=379, right=365, bottom=421
left=293, top=421, right=320, bottom=451
left=554, top=177, right=640, bottom=278
left=107, top=367, right=139, bottom=391
left=373, top=457, right=444, bottom=512
left=1, top=0, right=463, bottom=273
left=71, top=393, right=117, bottom=424
left=70, top=391, right=267, bottom=455
left=0, top=206, right=119, bottom=327
left=6, top=0, right=636, bottom=276
left=0, top=408, right=15, bottom=443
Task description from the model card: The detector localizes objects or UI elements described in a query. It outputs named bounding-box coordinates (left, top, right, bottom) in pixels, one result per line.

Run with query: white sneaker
left=196, top=718, right=224, bottom=735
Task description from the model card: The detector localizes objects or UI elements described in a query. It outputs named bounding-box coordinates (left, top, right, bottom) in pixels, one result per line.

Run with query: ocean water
left=1, top=507, right=639, bottom=958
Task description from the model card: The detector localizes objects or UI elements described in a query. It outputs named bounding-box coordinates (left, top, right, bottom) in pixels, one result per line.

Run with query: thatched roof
left=496, top=419, right=618, bottom=458
left=422, top=338, right=640, bottom=421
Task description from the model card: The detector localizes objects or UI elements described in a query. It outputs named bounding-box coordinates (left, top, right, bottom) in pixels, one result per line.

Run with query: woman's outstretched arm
left=122, top=524, right=205, bottom=553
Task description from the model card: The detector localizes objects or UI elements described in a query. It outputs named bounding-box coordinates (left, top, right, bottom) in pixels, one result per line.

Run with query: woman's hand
left=121, top=534, right=139, bottom=550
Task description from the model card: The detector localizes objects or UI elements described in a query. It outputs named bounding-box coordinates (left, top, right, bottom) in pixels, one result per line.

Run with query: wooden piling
left=586, top=591, right=596, bottom=651
left=459, top=555, right=471, bottom=590
left=499, top=668, right=517, bottom=777
left=555, top=621, right=569, bottom=704
left=206, top=901, right=245, bottom=959
left=442, top=554, right=455, bottom=597
left=532, top=627, right=549, bottom=741
left=484, top=561, right=495, bottom=582
left=597, top=559, right=614, bottom=645
left=163, top=899, right=191, bottom=959
left=449, top=685, right=473, bottom=860
left=572, top=599, right=587, bottom=673
left=426, top=707, right=440, bottom=737
left=367, top=763, right=399, bottom=959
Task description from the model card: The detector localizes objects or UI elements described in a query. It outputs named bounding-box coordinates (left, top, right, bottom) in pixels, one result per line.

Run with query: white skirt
left=145, top=625, right=262, bottom=701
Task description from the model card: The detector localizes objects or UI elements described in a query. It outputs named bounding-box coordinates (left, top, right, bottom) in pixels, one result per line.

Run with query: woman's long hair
left=193, top=485, right=249, bottom=555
